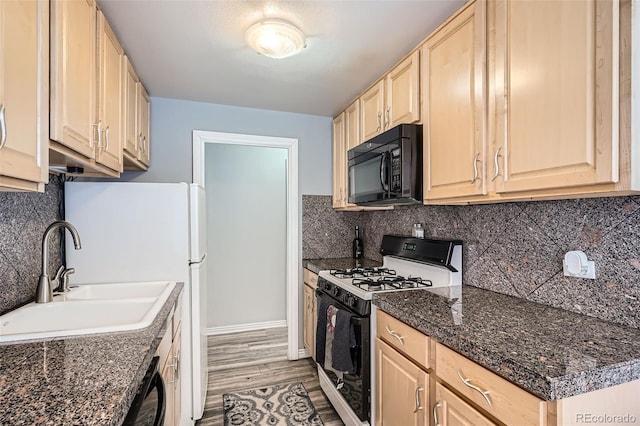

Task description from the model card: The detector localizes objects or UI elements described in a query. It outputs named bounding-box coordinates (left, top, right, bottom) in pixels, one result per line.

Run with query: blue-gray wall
left=119, top=97, right=332, bottom=194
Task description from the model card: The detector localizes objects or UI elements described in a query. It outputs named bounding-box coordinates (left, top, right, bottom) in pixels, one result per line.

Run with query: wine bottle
left=352, top=225, right=363, bottom=259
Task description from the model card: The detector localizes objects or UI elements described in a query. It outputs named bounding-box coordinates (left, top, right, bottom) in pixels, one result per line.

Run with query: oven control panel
left=317, top=277, right=370, bottom=316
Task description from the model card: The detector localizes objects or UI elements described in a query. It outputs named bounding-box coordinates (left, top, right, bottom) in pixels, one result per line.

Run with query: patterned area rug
left=223, top=382, right=324, bottom=426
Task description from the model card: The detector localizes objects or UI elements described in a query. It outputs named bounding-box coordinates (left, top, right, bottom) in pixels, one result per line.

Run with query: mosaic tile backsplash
left=0, top=175, right=63, bottom=314
left=302, top=195, right=640, bottom=329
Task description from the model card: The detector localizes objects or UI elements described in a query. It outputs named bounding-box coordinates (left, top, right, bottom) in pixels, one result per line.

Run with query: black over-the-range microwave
left=348, top=123, right=423, bottom=206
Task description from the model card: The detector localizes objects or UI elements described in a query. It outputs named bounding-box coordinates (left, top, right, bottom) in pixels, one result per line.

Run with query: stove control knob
left=345, top=295, right=356, bottom=307
left=331, top=286, right=341, bottom=297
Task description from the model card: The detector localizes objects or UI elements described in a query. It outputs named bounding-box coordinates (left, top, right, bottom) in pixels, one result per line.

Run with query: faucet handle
left=53, top=267, right=75, bottom=293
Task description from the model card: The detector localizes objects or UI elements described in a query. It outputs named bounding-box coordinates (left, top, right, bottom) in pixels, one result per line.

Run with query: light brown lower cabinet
left=158, top=298, right=182, bottom=426
left=302, top=269, right=318, bottom=361
left=433, top=382, right=495, bottom=426
left=376, top=338, right=429, bottom=426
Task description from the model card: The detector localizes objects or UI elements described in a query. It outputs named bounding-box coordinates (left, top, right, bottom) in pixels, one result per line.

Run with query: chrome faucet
left=36, top=221, right=82, bottom=303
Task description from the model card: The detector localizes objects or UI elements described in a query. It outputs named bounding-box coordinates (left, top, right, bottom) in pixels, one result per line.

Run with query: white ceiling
left=97, top=0, right=466, bottom=117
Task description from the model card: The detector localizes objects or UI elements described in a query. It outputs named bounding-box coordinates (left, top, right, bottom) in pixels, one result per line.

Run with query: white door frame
left=192, top=130, right=300, bottom=361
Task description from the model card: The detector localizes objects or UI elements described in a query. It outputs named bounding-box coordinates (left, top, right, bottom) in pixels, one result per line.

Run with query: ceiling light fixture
left=245, top=18, right=306, bottom=59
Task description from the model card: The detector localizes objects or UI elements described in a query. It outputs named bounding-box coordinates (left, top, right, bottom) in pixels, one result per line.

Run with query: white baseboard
left=206, top=320, right=287, bottom=336
left=299, top=348, right=311, bottom=359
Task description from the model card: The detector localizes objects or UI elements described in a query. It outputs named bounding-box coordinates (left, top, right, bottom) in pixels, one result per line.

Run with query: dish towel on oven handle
left=315, top=297, right=330, bottom=364
left=324, top=305, right=344, bottom=379
left=332, top=308, right=356, bottom=372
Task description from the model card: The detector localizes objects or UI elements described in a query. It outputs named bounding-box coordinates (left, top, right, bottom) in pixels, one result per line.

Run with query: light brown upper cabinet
left=345, top=100, right=361, bottom=151
left=50, top=0, right=104, bottom=172
left=50, top=0, right=151, bottom=177
left=96, top=11, right=124, bottom=173
left=360, top=51, right=420, bottom=143
left=493, top=0, right=618, bottom=194
left=123, top=57, right=151, bottom=170
left=0, top=0, right=49, bottom=192
left=332, top=112, right=347, bottom=208
left=137, top=83, right=151, bottom=167
left=422, top=1, right=486, bottom=200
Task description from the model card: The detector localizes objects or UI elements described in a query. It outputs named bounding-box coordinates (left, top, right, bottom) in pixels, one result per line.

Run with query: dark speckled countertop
left=0, top=282, right=183, bottom=425
left=303, top=258, right=382, bottom=274
left=373, top=285, right=640, bottom=401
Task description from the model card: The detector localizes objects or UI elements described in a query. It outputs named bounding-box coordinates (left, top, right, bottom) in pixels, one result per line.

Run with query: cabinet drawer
left=303, top=268, right=318, bottom=289
left=435, top=343, right=547, bottom=425
left=376, top=310, right=430, bottom=369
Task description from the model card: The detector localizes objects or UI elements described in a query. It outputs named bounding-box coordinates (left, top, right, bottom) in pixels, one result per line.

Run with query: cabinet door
left=422, top=1, right=486, bottom=200
left=434, top=383, right=496, bottom=426
left=303, top=284, right=315, bottom=359
left=345, top=100, right=361, bottom=151
left=96, top=11, right=123, bottom=173
left=137, top=83, right=151, bottom=166
left=172, top=327, right=182, bottom=426
left=0, top=0, right=48, bottom=191
left=123, top=56, right=139, bottom=159
left=376, top=338, right=429, bottom=426
left=332, top=112, right=346, bottom=208
left=50, top=0, right=96, bottom=159
left=494, top=0, right=618, bottom=193
left=386, top=51, right=420, bottom=130
left=162, top=357, right=175, bottom=426
left=360, top=80, right=385, bottom=143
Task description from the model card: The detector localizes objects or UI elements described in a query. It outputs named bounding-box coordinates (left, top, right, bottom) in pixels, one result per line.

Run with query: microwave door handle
left=380, top=152, right=389, bottom=192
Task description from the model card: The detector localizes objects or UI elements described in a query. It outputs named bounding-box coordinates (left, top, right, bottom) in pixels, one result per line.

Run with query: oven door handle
left=380, top=151, right=389, bottom=192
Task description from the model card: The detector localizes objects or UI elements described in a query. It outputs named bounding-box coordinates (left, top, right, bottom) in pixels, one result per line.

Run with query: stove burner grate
left=351, top=275, right=433, bottom=291
left=330, top=267, right=396, bottom=279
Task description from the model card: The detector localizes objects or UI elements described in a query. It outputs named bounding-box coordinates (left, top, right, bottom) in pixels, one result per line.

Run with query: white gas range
left=316, top=235, right=463, bottom=426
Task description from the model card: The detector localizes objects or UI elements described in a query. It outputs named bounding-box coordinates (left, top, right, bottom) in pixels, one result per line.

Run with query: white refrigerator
left=64, top=182, right=208, bottom=425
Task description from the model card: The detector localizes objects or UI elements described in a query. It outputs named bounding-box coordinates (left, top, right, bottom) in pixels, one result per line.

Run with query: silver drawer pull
left=433, top=401, right=441, bottom=426
left=471, top=152, right=481, bottom=184
left=413, top=386, right=423, bottom=413
left=491, top=147, right=502, bottom=181
left=0, top=105, right=6, bottom=150
left=385, top=324, right=405, bottom=346
left=457, top=369, right=492, bottom=406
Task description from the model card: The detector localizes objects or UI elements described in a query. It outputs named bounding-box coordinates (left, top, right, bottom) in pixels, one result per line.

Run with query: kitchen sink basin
left=0, top=281, right=175, bottom=343
left=63, top=281, right=173, bottom=301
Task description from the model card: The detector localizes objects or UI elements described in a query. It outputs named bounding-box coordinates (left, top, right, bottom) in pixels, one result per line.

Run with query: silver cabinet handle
left=104, top=125, right=110, bottom=150
left=139, top=133, right=144, bottom=153
left=457, top=369, right=492, bottom=406
left=491, top=147, right=502, bottom=182
left=385, top=324, right=404, bottom=346
left=0, top=105, right=6, bottom=150
left=413, top=386, right=423, bottom=413
left=433, top=402, right=441, bottom=426
left=376, top=112, right=382, bottom=132
left=470, top=153, right=481, bottom=184
left=96, top=121, right=103, bottom=150
left=385, top=106, right=390, bottom=129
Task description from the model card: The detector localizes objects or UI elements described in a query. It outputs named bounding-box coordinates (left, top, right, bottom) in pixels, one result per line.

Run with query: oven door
left=316, top=290, right=370, bottom=422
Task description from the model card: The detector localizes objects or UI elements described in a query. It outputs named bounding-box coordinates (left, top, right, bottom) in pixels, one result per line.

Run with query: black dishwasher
left=123, top=356, right=166, bottom=426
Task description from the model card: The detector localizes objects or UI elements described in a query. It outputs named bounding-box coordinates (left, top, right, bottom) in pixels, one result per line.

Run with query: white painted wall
left=116, top=97, right=332, bottom=348
left=205, top=143, right=288, bottom=328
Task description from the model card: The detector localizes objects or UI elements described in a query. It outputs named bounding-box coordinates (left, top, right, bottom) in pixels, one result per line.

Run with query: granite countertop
left=373, top=285, right=640, bottom=401
left=0, top=282, right=183, bottom=425
left=303, top=257, right=382, bottom=274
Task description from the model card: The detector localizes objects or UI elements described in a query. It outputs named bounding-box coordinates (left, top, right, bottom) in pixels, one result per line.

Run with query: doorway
left=193, top=130, right=299, bottom=360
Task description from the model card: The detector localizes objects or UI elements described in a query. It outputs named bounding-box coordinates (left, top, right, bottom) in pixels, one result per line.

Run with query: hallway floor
left=196, top=327, right=344, bottom=425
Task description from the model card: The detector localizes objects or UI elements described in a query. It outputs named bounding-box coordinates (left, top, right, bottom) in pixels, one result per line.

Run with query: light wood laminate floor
left=196, top=327, right=344, bottom=425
